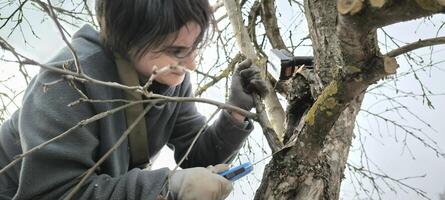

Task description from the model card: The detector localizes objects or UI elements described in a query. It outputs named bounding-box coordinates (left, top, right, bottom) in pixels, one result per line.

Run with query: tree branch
left=347, top=163, right=430, bottom=200
left=159, top=109, right=222, bottom=198
left=64, top=103, right=155, bottom=200
left=173, top=109, right=221, bottom=171
left=260, top=0, right=287, bottom=49
left=224, top=0, right=283, bottom=152
left=43, top=0, right=83, bottom=74
left=386, top=36, right=445, bottom=57
left=0, top=0, right=30, bottom=29
left=248, top=1, right=266, bottom=57
left=337, top=0, right=445, bottom=30
left=0, top=101, right=142, bottom=175
left=81, top=0, right=98, bottom=28
left=195, top=54, right=243, bottom=96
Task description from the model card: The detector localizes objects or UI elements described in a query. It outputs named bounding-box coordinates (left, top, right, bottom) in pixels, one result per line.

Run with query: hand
left=228, top=59, right=269, bottom=111
left=169, top=164, right=233, bottom=200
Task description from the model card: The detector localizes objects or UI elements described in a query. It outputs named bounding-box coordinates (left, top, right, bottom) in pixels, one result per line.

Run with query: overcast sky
left=1, top=0, right=444, bottom=199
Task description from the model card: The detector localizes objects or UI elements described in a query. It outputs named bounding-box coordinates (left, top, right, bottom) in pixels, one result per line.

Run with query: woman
left=0, top=0, right=268, bottom=199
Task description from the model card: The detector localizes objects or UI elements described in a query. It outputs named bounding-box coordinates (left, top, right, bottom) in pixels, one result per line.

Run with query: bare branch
left=0, top=101, right=143, bottom=175
left=173, top=108, right=221, bottom=171
left=158, top=108, right=222, bottom=198
left=211, top=0, right=225, bottom=13
left=260, top=0, right=287, bottom=49
left=195, top=53, right=243, bottom=96
left=386, top=36, right=445, bottom=57
left=224, top=0, right=284, bottom=151
left=43, top=0, right=83, bottom=74
left=64, top=103, right=155, bottom=200
left=0, top=0, right=30, bottom=29
left=361, top=109, right=445, bottom=158
left=29, top=0, right=90, bottom=26
left=248, top=1, right=266, bottom=57
left=338, top=0, right=445, bottom=31
left=81, top=0, right=98, bottom=28
left=347, top=163, right=431, bottom=199
left=149, top=94, right=256, bottom=119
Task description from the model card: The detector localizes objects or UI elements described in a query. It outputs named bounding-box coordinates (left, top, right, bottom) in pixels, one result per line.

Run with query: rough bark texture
left=255, top=2, right=362, bottom=199
left=254, top=0, right=444, bottom=200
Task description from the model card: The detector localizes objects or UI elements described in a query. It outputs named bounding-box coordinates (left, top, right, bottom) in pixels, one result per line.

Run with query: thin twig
left=159, top=108, right=221, bottom=197
left=347, top=163, right=430, bottom=200
left=223, top=0, right=284, bottom=151
left=63, top=103, right=155, bottom=200
left=195, top=54, right=243, bottom=96
left=0, top=0, right=30, bottom=29
left=44, top=0, right=83, bottom=74
left=173, top=108, right=221, bottom=171
left=0, top=101, right=143, bottom=175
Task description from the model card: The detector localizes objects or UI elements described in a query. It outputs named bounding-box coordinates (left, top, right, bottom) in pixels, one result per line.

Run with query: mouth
left=171, top=71, right=186, bottom=76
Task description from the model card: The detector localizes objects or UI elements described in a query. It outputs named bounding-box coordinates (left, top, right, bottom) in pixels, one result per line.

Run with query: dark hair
left=96, top=0, right=212, bottom=60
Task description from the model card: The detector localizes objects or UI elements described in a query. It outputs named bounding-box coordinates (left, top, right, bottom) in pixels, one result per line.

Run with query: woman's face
left=133, top=22, right=201, bottom=87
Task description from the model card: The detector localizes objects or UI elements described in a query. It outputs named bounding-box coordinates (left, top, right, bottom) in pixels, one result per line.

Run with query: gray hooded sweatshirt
left=0, top=25, right=252, bottom=200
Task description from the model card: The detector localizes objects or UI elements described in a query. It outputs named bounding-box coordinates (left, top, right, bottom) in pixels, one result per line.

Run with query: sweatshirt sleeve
left=168, top=74, right=253, bottom=168
left=14, top=70, right=169, bottom=200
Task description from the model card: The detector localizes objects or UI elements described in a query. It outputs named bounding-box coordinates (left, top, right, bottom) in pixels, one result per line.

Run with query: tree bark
left=255, top=1, right=444, bottom=199
left=255, top=1, right=362, bottom=199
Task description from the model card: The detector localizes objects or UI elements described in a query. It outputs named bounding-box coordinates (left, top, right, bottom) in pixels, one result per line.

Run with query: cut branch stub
left=415, top=0, right=444, bottom=11
left=337, top=0, right=364, bottom=15
left=369, top=0, right=386, bottom=8
left=383, top=56, right=399, bottom=75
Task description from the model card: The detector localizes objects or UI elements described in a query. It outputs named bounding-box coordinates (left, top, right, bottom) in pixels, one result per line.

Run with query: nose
left=179, top=51, right=197, bottom=71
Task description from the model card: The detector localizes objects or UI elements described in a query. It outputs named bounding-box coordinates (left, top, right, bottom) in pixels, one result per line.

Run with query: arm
left=168, top=74, right=253, bottom=168
left=14, top=70, right=168, bottom=200
left=169, top=59, right=269, bottom=168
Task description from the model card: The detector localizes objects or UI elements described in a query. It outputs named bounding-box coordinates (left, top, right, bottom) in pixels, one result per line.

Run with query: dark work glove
left=228, top=59, right=269, bottom=111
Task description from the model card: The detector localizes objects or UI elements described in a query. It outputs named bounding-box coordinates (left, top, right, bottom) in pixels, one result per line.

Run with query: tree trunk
left=254, top=0, right=445, bottom=199
left=255, top=98, right=363, bottom=200
left=255, top=1, right=367, bottom=199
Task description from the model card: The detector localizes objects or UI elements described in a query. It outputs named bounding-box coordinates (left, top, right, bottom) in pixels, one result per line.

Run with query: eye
left=165, top=47, right=194, bottom=58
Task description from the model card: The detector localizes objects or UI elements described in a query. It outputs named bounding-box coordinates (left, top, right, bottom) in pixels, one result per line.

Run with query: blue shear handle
left=218, top=162, right=253, bottom=182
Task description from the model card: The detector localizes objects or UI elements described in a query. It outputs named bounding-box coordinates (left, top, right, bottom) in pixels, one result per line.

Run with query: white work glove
left=169, top=164, right=233, bottom=200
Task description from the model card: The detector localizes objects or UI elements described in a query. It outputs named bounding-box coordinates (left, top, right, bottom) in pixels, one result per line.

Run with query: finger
left=236, top=59, right=252, bottom=71
left=244, top=73, right=262, bottom=93
left=248, top=79, right=269, bottom=97
left=207, top=164, right=230, bottom=174
left=207, top=165, right=216, bottom=173
left=212, top=164, right=231, bottom=173
left=239, top=67, right=261, bottom=80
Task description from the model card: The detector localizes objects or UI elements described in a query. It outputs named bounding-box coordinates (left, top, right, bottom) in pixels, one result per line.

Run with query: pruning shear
left=218, top=137, right=298, bottom=182
left=218, top=152, right=276, bottom=182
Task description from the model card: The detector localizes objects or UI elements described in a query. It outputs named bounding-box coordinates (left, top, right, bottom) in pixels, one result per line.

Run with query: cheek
left=184, top=59, right=197, bottom=71
left=134, top=57, right=155, bottom=77
left=134, top=54, right=176, bottom=77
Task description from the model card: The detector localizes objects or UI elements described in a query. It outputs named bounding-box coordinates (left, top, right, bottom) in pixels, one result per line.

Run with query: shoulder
left=44, top=25, right=117, bottom=82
